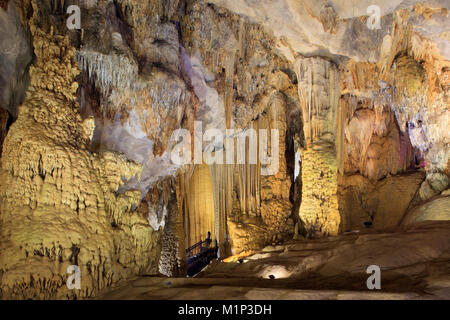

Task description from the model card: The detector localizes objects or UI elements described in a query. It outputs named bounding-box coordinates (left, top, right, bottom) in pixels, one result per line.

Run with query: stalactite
left=295, top=57, right=340, bottom=146
left=179, top=165, right=216, bottom=249
left=75, top=50, right=138, bottom=96
left=224, top=50, right=236, bottom=128
left=209, top=163, right=234, bottom=257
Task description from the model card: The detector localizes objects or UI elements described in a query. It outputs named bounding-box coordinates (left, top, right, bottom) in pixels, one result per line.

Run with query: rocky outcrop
left=338, top=172, right=425, bottom=231
left=402, top=196, right=450, bottom=225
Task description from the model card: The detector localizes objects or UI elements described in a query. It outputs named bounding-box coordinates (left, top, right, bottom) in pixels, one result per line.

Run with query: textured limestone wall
left=337, top=62, right=421, bottom=230
left=208, top=0, right=450, bottom=233
left=74, top=0, right=194, bottom=280
left=56, top=0, right=301, bottom=265
left=259, top=92, right=292, bottom=239
left=336, top=4, right=449, bottom=231
left=180, top=1, right=299, bottom=254
left=338, top=172, right=425, bottom=231
left=69, top=0, right=300, bottom=262
left=75, top=0, right=195, bottom=198
left=0, top=2, right=161, bottom=299
left=157, top=176, right=186, bottom=277
left=378, top=5, right=449, bottom=190
left=226, top=91, right=294, bottom=253
left=295, top=57, right=340, bottom=147
left=0, top=0, right=448, bottom=300
left=72, top=0, right=194, bottom=279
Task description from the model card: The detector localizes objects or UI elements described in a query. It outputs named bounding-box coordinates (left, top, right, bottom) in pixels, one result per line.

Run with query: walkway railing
left=186, top=239, right=207, bottom=259
left=186, top=238, right=217, bottom=277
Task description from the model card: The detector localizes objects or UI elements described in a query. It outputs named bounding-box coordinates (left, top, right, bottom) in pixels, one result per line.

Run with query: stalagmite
left=0, top=10, right=159, bottom=299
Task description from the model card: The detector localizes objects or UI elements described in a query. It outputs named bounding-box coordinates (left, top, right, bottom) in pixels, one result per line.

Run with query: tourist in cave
left=205, top=231, right=212, bottom=248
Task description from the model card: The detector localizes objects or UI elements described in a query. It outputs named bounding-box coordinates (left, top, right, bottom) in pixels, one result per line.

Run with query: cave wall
left=0, top=1, right=161, bottom=299
left=208, top=0, right=449, bottom=236
left=336, top=6, right=450, bottom=232
left=0, top=0, right=448, bottom=299
left=226, top=90, right=294, bottom=253
left=180, top=1, right=300, bottom=254
left=0, top=0, right=301, bottom=298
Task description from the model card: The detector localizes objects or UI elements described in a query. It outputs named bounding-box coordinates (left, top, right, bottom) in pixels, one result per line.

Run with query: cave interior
left=0, top=0, right=449, bottom=300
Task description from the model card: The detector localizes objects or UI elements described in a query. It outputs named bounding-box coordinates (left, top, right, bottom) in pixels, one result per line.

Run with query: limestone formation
left=402, top=196, right=450, bottom=225
left=0, top=0, right=448, bottom=300
left=0, top=1, right=160, bottom=299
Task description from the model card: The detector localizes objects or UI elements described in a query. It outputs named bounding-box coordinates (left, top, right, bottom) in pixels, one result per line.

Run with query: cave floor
left=97, top=221, right=450, bottom=300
